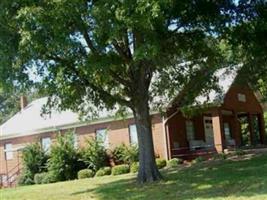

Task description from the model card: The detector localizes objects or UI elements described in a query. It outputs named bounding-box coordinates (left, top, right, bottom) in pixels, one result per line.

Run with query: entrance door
left=203, top=116, right=214, bottom=147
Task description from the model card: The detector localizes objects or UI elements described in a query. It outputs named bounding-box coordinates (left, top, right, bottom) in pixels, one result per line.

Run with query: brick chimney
left=20, top=96, right=28, bottom=110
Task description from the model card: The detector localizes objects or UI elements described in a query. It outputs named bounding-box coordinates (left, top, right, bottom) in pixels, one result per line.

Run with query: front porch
left=165, top=108, right=266, bottom=160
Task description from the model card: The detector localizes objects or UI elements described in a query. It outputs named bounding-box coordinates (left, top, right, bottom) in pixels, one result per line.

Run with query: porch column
left=233, top=111, right=241, bottom=146
left=212, top=110, right=224, bottom=153
left=248, top=113, right=254, bottom=145
left=164, top=122, right=172, bottom=160
left=259, top=114, right=266, bottom=144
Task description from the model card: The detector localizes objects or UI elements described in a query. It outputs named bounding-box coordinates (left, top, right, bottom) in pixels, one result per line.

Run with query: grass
left=1, top=154, right=267, bottom=200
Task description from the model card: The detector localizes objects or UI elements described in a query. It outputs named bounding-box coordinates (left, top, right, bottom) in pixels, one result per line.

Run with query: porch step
left=172, top=149, right=216, bottom=160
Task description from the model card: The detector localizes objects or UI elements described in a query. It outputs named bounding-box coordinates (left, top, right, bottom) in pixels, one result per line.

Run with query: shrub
left=81, top=139, right=108, bottom=172
left=112, top=144, right=139, bottom=165
left=235, top=149, right=246, bottom=156
left=156, top=158, right=167, bottom=169
left=34, top=173, right=47, bottom=184
left=212, top=153, right=227, bottom=160
left=77, top=169, right=94, bottom=179
left=193, top=156, right=206, bottom=163
left=33, top=172, right=54, bottom=184
left=112, top=164, right=130, bottom=175
left=42, top=172, right=55, bottom=184
left=48, top=132, right=83, bottom=182
left=95, top=167, right=112, bottom=177
left=20, top=143, right=48, bottom=185
left=17, top=170, right=34, bottom=186
left=130, top=162, right=139, bottom=173
left=167, top=158, right=183, bottom=168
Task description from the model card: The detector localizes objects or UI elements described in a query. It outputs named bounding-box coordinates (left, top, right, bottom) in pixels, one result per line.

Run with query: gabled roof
left=166, top=66, right=241, bottom=110
left=194, top=66, right=240, bottom=105
left=0, top=97, right=117, bottom=140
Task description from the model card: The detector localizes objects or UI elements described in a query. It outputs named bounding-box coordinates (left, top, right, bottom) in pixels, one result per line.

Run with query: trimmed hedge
left=77, top=169, right=94, bottom=179
left=34, top=172, right=53, bottom=184
left=112, top=165, right=130, bottom=176
left=167, top=158, right=183, bottom=168
left=156, top=159, right=167, bottom=169
left=95, top=167, right=112, bottom=177
left=130, top=162, right=139, bottom=173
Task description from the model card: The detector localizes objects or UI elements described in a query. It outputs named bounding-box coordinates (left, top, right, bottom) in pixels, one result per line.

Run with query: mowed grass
left=1, top=154, right=267, bottom=200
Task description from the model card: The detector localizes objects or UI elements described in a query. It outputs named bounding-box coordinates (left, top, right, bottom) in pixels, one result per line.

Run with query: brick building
left=0, top=67, right=266, bottom=186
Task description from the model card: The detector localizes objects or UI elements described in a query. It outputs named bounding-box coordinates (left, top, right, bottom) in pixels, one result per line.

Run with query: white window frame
left=96, top=128, right=109, bottom=148
left=41, top=137, right=51, bottom=152
left=238, top=93, right=246, bottom=102
left=129, top=124, right=138, bottom=145
left=4, top=143, right=13, bottom=160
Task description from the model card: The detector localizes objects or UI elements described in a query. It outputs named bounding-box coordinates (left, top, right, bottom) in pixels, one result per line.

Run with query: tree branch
left=46, top=54, right=132, bottom=108
left=112, top=40, right=131, bottom=64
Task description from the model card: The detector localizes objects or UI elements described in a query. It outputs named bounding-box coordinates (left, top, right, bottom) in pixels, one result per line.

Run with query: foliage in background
left=265, top=112, right=267, bottom=134
left=112, top=144, right=139, bottom=165
left=81, top=138, right=108, bottom=172
left=19, top=143, right=48, bottom=185
left=48, top=132, right=84, bottom=182
left=0, top=87, right=43, bottom=124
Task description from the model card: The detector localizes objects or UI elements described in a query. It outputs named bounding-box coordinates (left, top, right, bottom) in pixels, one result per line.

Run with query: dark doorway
left=252, top=115, right=262, bottom=145
left=239, top=115, right=251, bottom=147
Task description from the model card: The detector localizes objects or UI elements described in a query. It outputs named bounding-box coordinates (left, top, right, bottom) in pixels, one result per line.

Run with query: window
left=238, top=93, right=246, bottom=102
left=4, top=143, right=13, bottom=160
left=41, top=137, right=51, bottom=152
left=96, top=129, right=109, bottom=148
left=224, top=123, right=232, bottom=141
left=186, top=120, right=195, bottom=141
left=129, top=124, right=138, bottom=145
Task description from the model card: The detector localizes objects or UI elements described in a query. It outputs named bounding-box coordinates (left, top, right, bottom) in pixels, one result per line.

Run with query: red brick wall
left=166, top=84, right=264, bottom=157
left=222, top=85, right=263, bottom=113
left=0, top=114, right=166, bottom=175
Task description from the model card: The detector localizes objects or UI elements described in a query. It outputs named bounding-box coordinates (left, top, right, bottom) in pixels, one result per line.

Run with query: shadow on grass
left=72, top=155, right=267, bottom=200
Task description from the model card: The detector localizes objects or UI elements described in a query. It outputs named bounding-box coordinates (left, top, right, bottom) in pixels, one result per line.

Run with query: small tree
left=20, top=142, right=48, bottom=184
left=48, top=132, right=83, bottom=182
left=81, top=138, right=108, bottom=172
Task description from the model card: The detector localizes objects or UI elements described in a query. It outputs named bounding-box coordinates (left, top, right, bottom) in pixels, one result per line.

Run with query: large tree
left=226, top=0, right=267, bottom=100
left=1, top=0, right=241, bottom=183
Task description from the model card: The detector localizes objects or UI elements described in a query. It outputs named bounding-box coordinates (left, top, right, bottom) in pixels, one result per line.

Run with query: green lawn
left=1, top=154, right=267, bottom=200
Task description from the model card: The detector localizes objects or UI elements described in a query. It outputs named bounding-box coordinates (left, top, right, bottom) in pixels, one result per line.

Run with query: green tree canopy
left=1, top=0, right=266, bottom=183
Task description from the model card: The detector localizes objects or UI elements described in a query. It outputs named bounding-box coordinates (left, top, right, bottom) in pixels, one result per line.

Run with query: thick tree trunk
left=133, top=97, right=162, bottom=183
